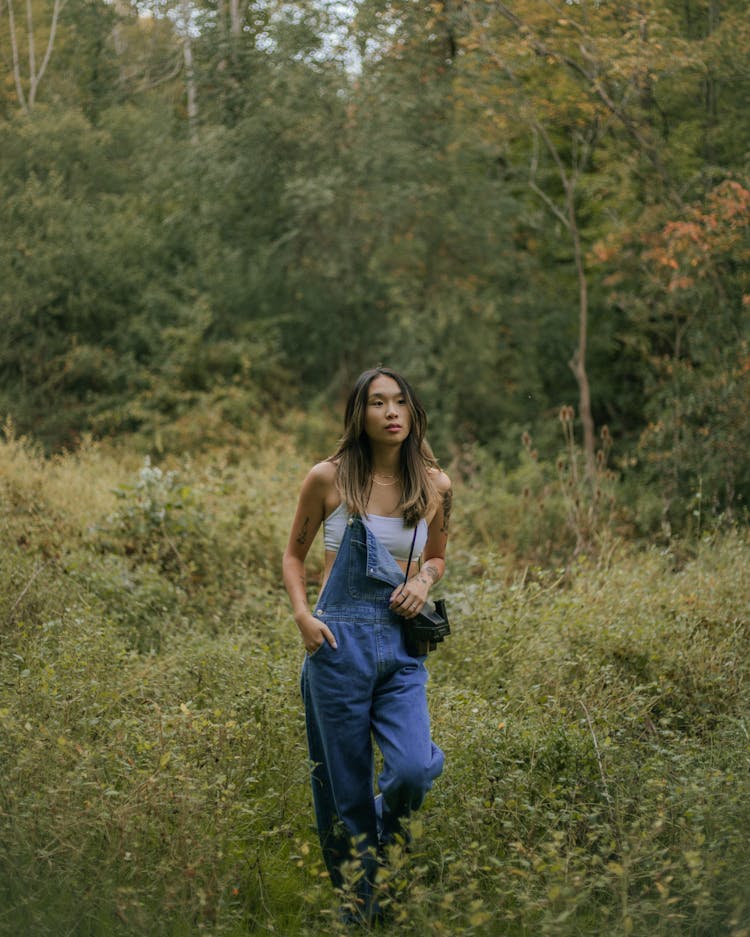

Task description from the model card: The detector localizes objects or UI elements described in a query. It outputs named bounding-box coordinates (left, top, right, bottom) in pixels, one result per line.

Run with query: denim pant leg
left=301, top=623, right=379, bottom=889
left=371, top=656, right=445, bottom=842
left=301, top=665, right=355, bottom=887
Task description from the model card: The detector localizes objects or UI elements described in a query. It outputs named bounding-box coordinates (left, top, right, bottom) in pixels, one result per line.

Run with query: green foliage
left=636, top=350, right=750, bottom=534
left=102, top=456, right=214, bottom=586
left=2, top=435, right=750, bottom=936
left=0, top=104, right=290, bottom=450
left=3, top=0, right=750, bottom=505
left=595, top=178, right=750, bottom=532
left=455, top=409, right=620, bottom=570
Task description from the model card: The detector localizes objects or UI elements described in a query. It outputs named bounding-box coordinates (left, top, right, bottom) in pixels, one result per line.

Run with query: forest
left=1, top=0, right=749, bottom=934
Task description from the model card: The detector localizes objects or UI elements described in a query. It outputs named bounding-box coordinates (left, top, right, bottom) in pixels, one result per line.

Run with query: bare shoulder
left=308, top=459, right=338, bottom=483
left=303, top=459, right=338, bottom=495
left=429, top=466, right=452, bottom=494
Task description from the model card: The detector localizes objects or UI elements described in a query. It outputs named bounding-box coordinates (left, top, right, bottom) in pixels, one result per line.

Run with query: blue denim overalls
left=300, top=515, right=444, bottom=905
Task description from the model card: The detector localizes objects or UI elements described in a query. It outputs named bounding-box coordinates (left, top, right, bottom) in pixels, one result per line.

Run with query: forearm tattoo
left=440, top=488, right=453, bottom=534
left=295, top=515, right=310, bottom=545
left=416, top=564, right=440, bottom=587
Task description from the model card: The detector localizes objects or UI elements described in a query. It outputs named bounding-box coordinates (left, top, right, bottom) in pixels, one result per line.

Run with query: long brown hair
left=329, top=367, right=439, bottom=526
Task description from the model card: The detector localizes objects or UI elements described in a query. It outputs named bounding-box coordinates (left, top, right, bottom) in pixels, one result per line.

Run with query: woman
left=282, top=366, right=452, bottom=919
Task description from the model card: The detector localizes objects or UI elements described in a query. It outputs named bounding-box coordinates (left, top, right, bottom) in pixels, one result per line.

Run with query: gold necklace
left=372, top=473, right=400, bottom=487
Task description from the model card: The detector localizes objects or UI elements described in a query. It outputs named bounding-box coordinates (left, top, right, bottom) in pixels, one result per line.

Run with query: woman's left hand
left=389, top=575, right=431, bottom=619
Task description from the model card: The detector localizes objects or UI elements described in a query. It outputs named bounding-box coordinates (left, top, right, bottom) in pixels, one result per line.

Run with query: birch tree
left=2, top=0, right=67, bottom=112
left=179, top=0, right=198, bottom=141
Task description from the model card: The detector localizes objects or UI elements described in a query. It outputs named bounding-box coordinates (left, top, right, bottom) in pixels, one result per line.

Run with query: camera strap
left=402, top=525, right=419, bottom=586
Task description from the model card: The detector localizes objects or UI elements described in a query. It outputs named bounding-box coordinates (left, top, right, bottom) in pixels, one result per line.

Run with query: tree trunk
left=5, top=0, right=65, bottom=112
left=181, top=0, right=198, bottom=142
left=704, top=0, right=720, bottom=156
left=6, top=0, right=29, bottom=113
left=183, top=35, right=198, bottom=142
left=111, top=0, right=130, bottom=86
left=25, top=0, right=37, bottom=97
left=568, top=209, right=596, bottom=481
left=28, top=0, right=64, bottom=108
left=229, top=0, right=240, bottom=38
left=529, top=120, right=597, bottom=480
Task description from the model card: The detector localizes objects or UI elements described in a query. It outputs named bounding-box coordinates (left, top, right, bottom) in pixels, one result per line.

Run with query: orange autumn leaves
left=645, top=180, right=750, bottom=297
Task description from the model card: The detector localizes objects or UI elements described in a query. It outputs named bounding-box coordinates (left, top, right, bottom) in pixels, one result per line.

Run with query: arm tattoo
left=415, top=565, right=440, bottom=587
left=295, top=515, right=310, bottom=545
left=440, top=488, right=453, bottom=534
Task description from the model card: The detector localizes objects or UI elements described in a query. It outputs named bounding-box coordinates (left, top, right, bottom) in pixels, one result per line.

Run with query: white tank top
left=323, top=502, right=428, bottom=561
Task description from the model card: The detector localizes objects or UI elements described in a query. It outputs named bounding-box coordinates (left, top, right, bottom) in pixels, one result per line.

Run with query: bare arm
left=282, top=462, right=338, bottom=652
left=390, top=471, right=452, bottom=617
left=421, top=477, right=452, bottom=585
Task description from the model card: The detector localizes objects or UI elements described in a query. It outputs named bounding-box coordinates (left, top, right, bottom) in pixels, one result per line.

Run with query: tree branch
left=25, top=0, right=36, bottom=95
left=130, top=55, right=183, bottom=94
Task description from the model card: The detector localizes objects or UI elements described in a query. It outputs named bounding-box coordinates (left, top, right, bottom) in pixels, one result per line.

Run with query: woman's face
left=363, top=374, right=412, bottom=446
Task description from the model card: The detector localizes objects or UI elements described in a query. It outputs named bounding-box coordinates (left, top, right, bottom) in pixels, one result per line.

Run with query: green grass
left=1, top=431, right=749, bottom=935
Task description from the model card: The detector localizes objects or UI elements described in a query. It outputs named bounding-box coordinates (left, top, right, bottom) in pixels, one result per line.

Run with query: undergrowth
left=1, top=429, right=749, bottom=936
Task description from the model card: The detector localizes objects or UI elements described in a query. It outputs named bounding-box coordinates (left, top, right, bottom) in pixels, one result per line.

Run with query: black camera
left=403, top=598, right=450, bottom=656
